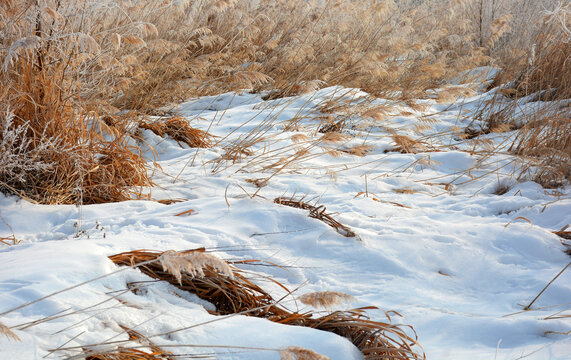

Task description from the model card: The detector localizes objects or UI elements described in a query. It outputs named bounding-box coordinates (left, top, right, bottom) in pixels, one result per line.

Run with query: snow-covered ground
left=1, top=77, right=570, bottom=359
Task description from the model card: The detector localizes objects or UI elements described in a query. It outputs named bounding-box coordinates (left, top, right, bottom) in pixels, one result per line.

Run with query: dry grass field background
left=1, top=0, right=568, bottom=205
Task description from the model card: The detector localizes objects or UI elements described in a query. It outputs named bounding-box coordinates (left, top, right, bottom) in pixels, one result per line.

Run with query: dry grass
left=0, top=321, right=20, bottom=342
left=85, top=326, right=174, bottom=360
left=389, top=134, right=426, bottom=154
left=1, top=0, right=567, bottom=203
left=0, top=61, right=151, bottom=204
left=109, top=249, right=425, bottom=360
left=299, top=291, right=355, bottom=310
left=109, top=249, right=279, bottom=316
left=553, top=225, right=571, bottom=256
left=0, top=0, right=497, bottom=115
left=472, top=2, right=570, bottom=188
left=280, top=346, right=331, bottom=360
left=139, top=116, right=212, bottom=148
left=0, top=214, right=19, bottom=246
left=274, top=197, right=357, bottom=238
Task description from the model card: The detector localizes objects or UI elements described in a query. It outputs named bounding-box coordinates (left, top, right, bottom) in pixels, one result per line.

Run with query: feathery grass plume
left=110, top=33, right=122, bottom=51
left=232, top=71, right=273, bottom=88
left=75, top=33, right=101, bottom=54
left=391, top=134, right=425, bottom=154
left=0, top=321, right=20, bottom=341
left=319, top=132, right=350, bottom=144
left=138, top=23, right=159, bottom=39
left=299, top=291, right=355, bottom=310
left=487, top=14, right=513, bottom=48
left=158, top=249, right=234, bottom=284
left=43, top=6, right=63, bottom=23
left=436, top=86, right=475, bottom=104
left=2, top=36, right=42, bottom=72
left=280, top=346, right=331, bottom=360
left=122, top=35, right=147, bottom=48
left=361, top=106, right=390, bottom=122
left=291, top=134, right=310, bottom=144
left=340, top=144, right=374, bottom=157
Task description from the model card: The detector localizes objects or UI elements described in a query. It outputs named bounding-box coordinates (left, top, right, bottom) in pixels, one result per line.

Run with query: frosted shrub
left=0, top=110, right=64, bottom=195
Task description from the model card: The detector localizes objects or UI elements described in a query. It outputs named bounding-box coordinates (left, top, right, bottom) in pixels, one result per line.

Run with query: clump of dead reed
left=109, top=248, right=278, bottom=315
left=139, top=117, right=212, bottom=148
left=0, top=61, right=151, bottom=204
left=390, top=134, right=426, bottom=154
left=108, top=249, right=425, bottom=360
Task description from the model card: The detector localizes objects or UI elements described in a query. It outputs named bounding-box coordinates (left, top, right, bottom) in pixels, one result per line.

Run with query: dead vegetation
left=471, top=2, right=571, bottom=188
left=299, top=291, right=355, bottom=310
left=139, top=116, right=213, bottom=148
left=280, top=346, right=331, bottom=360
left=85, top=326, right=174, bottom=360
left=108, top=248, right=425, bottom=360
left=274, top=197, right=357, bottom=238
left=0, top=321, right=20, bottom=342
left=0, top=0, right=568, bottom=203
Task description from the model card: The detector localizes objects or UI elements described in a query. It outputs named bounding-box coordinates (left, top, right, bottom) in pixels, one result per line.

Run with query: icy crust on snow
left=1, top=85, right=570, bottom=359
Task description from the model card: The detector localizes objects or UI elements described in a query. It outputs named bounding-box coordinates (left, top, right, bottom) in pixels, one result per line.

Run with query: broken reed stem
left=274, top=197, right=357, bottom=238
left=524, top=261, right=571, bottom=310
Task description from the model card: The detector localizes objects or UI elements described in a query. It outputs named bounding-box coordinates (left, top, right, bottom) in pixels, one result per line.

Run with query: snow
left=1, top=80, right=570, bottom=359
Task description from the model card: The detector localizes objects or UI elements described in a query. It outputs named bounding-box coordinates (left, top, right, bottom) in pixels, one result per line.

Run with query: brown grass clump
left=109, top=249, right=425, bottom=360
left=139, top=117, right=212, bottom=148
left=553, top=225, right=571, bottom=256
left=274, top=197, right=357, bottom=238
left=0, top=61, right=151, bottom=204
left=109, top=249, right=280, bottom=316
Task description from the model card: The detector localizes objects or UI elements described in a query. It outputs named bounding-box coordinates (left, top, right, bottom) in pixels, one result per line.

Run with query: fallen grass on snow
left=108, top=248, right=425, bottom=360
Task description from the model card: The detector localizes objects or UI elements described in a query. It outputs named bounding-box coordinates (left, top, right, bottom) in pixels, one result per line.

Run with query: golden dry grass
left=1, top=0, right=567, bottom=203
left=475, top=5, right=571, bottom=188
left=0, top=60, right=151, bottom=204
left=0, top=321, right=20, bottom=342
left=139, top=116, right=213, bottom=148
